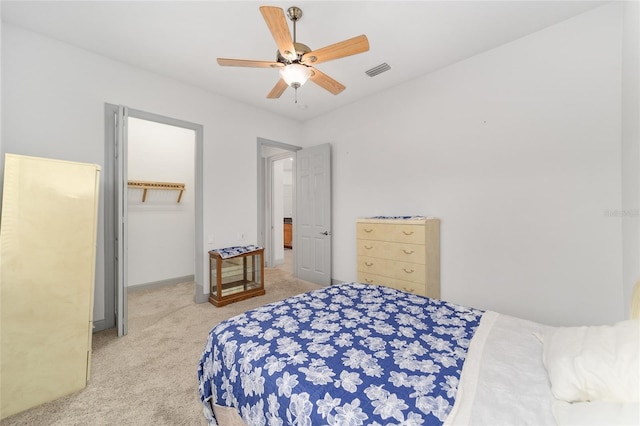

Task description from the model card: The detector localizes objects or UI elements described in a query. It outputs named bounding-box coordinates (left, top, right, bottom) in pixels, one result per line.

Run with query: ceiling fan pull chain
left=294, top=87, right=298, bottom=104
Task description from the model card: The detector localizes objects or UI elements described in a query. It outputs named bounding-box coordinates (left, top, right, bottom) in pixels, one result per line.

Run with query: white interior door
left=296, top=143, right=331, bottom=285
left=116, top=105, right=129, bottom=336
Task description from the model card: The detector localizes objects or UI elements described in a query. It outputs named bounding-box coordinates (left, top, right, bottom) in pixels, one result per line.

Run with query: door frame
left=101, top=104, right=205, bottom=333
left=256, top=138, right=301, bottom=269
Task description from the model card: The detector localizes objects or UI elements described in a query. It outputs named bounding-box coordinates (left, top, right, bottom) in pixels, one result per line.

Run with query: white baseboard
left=127, top=275, right=195, bottom=293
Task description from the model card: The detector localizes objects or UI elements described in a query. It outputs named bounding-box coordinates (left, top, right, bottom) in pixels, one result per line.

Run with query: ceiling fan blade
left=309, top=68, right=346, bottom=95
left=267, top=79, right=289, bottom=99
left=217, top=58, right=283, bottom=68
left=259, top=6, right=297, bottom=61
left=301, top=35, right=369, bottom=65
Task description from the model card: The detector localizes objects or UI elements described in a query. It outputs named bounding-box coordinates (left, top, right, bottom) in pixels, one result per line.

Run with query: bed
left=198, top=282, right=640, bottom=425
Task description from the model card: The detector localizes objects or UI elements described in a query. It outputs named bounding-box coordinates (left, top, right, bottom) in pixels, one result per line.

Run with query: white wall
left=273, top=158, right=285, bottom=264
left=1, top=24, right=303, bottom=323
left=127, top=117, right=195, bottom=287
left=283, top=159, right=293, bottom=218
left=621, top=1, right=640, bottom=319
left=302, top=4, right=625, bottom=326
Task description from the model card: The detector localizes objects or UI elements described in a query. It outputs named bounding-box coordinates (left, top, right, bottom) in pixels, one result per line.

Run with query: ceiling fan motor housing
left=277, top=42, right=312, bottom=65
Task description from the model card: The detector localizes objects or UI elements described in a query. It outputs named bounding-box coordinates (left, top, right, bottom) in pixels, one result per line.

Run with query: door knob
left=320, top=231, right=331, bottom=236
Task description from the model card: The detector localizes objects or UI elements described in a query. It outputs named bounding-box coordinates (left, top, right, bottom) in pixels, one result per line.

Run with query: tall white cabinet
left=0, top=154, right=100, bottom=419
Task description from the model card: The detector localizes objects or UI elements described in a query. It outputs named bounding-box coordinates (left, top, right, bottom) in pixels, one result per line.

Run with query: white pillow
left=541, top=319, right=640, bottom=403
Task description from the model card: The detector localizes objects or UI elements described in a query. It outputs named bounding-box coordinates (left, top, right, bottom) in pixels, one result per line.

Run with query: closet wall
left=283, top=158, right=293, bottom=218
left=127, top=117, right=195, bottom=287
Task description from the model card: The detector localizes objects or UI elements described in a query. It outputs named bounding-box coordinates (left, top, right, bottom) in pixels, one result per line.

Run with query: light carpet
left=1, top=267, right=322, bottom=425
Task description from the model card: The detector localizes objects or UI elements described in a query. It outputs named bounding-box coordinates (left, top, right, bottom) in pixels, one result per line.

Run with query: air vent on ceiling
left=365, top=63, right=391, bottom=77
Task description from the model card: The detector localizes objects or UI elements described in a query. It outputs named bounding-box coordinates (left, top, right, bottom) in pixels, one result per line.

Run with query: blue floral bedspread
left=198, top=283, right=484, bottom=426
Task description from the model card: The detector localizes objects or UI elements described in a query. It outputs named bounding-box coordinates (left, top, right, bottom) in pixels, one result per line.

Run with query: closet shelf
left=128, top=180, right=185, bottom=203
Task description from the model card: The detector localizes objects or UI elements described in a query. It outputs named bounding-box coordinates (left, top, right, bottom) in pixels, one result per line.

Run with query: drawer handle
left=365, top=278, right=374, bottom=283
left=364, top=228, right=373, bottom=233
left=402, top=231, right=414, bottom=236
left=364, top=245, right=373, bottom=250
left=365, top=262, right=374, bottom=267
left=403, top=287, right=415, bottom=293
left=402, top=249, right=414, bottom=254
left=403, top=268, right=414, bottom=274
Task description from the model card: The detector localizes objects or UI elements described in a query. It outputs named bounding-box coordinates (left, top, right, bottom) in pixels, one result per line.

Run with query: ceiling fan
left=217, top=5, right=370, bottom=102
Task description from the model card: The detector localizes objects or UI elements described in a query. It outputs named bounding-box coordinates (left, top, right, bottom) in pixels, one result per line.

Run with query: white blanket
left=445, top=311, right=556, bottom=425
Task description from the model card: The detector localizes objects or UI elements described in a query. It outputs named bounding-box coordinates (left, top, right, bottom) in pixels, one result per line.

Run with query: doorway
left=270, top=153, right=295, bottom=274
left=257, top=139, right=332, bottom=286
left=257, top=138, right=300, bottom=272
left=103, top=104, right=204, bottom=336
left=126, top=117, right=196, bottom=288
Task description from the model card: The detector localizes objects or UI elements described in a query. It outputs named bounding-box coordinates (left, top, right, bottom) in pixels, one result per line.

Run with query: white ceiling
left=1, top=1, right=606, bottom=122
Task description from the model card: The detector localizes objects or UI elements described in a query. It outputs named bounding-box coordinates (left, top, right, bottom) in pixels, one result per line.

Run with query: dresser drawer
left=356, top=223, right=425, bottom=244
left=357, top=239, right=425, bottom=264
left=358, top=272, right=427, bottom=296
left=357, top=256, right=426, bottom=284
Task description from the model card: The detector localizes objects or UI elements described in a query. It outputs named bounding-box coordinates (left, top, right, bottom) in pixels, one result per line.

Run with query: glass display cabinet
left=208, top=246, right=265, bottom=307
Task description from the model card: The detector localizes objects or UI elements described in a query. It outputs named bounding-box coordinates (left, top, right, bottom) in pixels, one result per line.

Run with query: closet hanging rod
left=127, top=180, right=185, bottom=203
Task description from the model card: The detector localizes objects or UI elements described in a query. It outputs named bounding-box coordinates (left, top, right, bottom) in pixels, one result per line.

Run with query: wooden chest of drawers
left=356, top=217, right=440, bottom=298
left=283, top=222, right=292, bottom=248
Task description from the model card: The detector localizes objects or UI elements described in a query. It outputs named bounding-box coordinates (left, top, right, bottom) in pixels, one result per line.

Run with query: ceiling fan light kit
left=216, top=5, right=370, bottom=103
left=280, top=63, right=312, bottom=88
